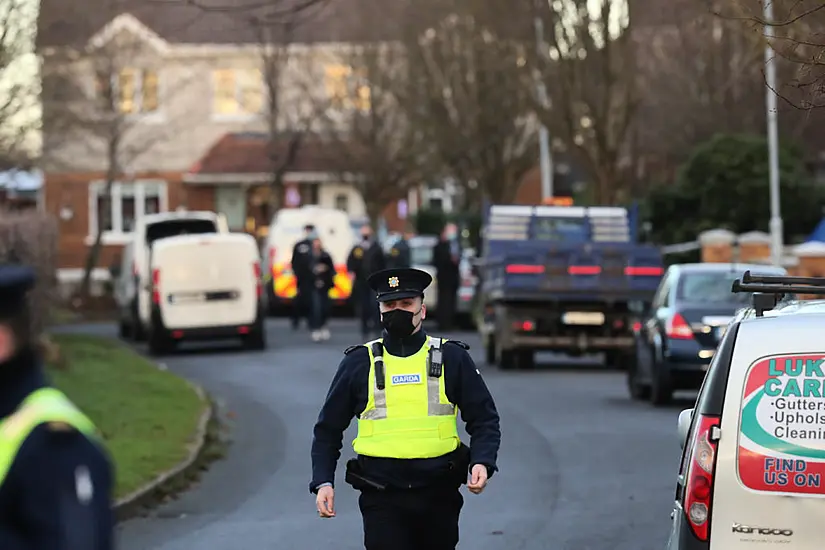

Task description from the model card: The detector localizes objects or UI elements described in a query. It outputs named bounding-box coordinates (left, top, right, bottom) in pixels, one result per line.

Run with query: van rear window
left=737, top=353, right=825, bottom=496
left=146, top=220, right=217, bottom=246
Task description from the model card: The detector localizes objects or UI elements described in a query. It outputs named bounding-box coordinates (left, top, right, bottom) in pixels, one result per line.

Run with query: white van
left=669, top=271, right=825, bottom=549
left=145, top=232, right=265, bottom=355
left=263, top=206, right=356, bottom=312
left=114, top=211, right=228, bottom=340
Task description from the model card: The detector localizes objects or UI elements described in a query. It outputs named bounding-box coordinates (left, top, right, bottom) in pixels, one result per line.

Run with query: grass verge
left=48, top=334, right=206, bottom=499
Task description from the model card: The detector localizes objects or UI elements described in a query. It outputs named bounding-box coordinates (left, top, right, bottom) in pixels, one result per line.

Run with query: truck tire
left=497, top=348, right=534, bottom=370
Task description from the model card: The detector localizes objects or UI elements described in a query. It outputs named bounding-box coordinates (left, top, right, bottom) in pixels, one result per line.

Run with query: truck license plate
left=562, top=312, right=605, bottom=325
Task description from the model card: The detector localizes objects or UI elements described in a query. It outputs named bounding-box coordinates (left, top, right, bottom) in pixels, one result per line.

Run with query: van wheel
left=118, top=317, right=130, bottom=339
left=650, top=362, right=674, bottom=406
left=148, top=330, right=173, bottom=357
left=244, top=330, right=266, bottom=351
left=131, top=307, right=146, bottom=342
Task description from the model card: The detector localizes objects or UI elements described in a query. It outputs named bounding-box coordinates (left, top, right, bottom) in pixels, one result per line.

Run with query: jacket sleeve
left=444, top=344, right=501, bottom=475
left=346, top=247, right=360, bottom=273
left=310, top=348, right=365, bottom=491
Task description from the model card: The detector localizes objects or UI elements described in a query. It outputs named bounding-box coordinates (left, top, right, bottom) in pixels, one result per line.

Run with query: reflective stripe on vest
left=353, top=336, right=460, bottom=459
left=0, top=387, right=97, bottom=485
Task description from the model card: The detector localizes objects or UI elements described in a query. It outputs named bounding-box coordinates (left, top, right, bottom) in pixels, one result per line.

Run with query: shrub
left=0, top=210, right=58, bottom=339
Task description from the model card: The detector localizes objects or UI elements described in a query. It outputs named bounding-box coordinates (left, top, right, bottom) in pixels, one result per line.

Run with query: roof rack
left=732, top=270, right=825, bottom=317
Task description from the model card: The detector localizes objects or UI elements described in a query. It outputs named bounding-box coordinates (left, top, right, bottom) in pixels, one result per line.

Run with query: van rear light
left=506, top=264, right=544, bottom=274
left=151, top=268, right=160, bottom=304
left=132, top=260, right=138, bottom=277
left=684, top=414, right=720, bottom=541
left=666, top=313, right=693, bottom=339
left=624, top=266, right=663, bottom=276
left=253, top=263, right=262, bottom=297
left=268, top=246, right=276, bottom=267
left=568, top=265, right=601, bottom=275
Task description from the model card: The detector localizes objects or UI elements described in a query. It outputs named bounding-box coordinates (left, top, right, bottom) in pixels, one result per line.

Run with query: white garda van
left=114, top=211, right=228, bottom=341
left=669, top=271, right=825, bottom=549
left=146, top=232, right=265, bottom=355
left=263, top=206, right=357, bottom=313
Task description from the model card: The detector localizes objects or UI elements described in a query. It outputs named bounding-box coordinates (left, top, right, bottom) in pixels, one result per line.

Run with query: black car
left=627, top=263, right=787, bottom=406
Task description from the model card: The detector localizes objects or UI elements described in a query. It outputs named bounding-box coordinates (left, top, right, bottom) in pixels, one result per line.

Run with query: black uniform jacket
left=0, top=349, right=115, bottom=550
left=310, top=329, right=501, bottom=492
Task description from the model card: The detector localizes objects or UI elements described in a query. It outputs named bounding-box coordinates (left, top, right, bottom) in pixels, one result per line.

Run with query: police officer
left=310, top=267, right=501, bottom=550
left=386, top=229, right=412, bottom=269
left=0, top=264, right=115, bottom=548
left=291, top=224, right=316, bottom=331
left=346, top=226, right=386, bottom=339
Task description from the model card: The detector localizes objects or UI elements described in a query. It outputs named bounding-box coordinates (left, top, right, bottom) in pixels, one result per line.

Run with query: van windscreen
left=146, top=219, right=217, bottom=246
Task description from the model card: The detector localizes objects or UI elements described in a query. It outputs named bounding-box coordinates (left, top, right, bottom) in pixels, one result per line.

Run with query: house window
left=324, top=64, right=371, bottom=112
left=299, top=183, right=320, bottom=206
left=96, top=68, right=160, bottom=114
left=89, top=180, right=168, bottom=240
left=212, top=68, right=264, bottom=116
left=334, top=193, right=348, bottom=212
left=428, top=196, right=444, bottom=212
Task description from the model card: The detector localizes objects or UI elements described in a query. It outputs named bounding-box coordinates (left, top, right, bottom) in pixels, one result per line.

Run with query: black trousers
left=291, top=286, right=309, bottom=328
left=359, top=485, right=463, bottom=550
left=437, top=287, right=457, bottom=331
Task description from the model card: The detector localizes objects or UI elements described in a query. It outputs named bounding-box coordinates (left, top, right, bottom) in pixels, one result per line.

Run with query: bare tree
left=400, top=4, right=537, bottom=206
left=0, top=0, right=39, bottom=167
left=147, top=0, right=331, bottom=25
left=40, top=12, right=196, bottom=300
left=720, top=0, right=825, bottom=109
left=327, top=42, right=430, bottom=224
left=631, top=2, right=767, bottom=181
left=247, top=15, right=324, bottom=217
left=530, top=0, right=638, bottom=204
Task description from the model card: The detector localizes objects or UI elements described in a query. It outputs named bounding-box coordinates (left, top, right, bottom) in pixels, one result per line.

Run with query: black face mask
left=361, top=234, right=370, bottom=242
left=381, top=307, right=422, bottom=338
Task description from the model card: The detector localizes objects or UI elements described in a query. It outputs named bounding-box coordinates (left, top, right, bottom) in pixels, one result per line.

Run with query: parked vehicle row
left=111, top=210, right=267, bottom=355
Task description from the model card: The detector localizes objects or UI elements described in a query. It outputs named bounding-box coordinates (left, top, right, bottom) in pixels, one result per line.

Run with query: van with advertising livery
left=669, top=270, right=825, bottom=550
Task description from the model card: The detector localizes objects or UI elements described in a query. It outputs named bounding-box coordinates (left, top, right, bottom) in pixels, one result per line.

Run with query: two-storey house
left=38, top=0, right=410, bottom=279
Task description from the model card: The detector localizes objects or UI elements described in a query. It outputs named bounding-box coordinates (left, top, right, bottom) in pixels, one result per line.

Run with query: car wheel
left=650, top=359, right=674, bottom=406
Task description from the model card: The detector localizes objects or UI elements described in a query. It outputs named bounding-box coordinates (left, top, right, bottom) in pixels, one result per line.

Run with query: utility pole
left=764, top=0, right=783, bottom=265
left=534, top=15, right=553, bottom=201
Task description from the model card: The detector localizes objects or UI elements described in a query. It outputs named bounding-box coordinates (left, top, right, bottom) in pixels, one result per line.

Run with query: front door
left=215, top=187, right=247, bottom=231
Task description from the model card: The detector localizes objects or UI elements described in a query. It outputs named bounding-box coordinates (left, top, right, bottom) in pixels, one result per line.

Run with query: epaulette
left=445, top=340, right=470, bottom=350
left=344, top=345, right=361, bottom=355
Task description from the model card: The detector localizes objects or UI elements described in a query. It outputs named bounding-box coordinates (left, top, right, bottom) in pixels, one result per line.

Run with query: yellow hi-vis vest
left=0, top=387, right=97, bottom=485
left=352, top=336, right=460, bottom=459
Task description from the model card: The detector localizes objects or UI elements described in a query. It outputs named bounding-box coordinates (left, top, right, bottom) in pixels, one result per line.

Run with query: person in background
left=387, top=227, right=413, bottom=269
left=291, top=224, right=316, bottom=331
left=347, top=225, right=386, bottom=339
left=0, top=264, right=115, bottom=549
left=309, top=237, right=335, bottom=342
left=432, top=223, right=461, bottom=331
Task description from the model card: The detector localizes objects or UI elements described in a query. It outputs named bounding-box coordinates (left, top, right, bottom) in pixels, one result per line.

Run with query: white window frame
left=94, top=67, right=165, bottom=122
left=210, top=68, right=265, bottom=121
left=86, top=179, right=169, bottom=245
left=334, top=192, right=349, bottom=212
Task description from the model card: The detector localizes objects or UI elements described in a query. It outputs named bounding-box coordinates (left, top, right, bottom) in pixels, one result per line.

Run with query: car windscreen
left=676, top=271, right=756, bottom=305
left=532, top=217, right=588, bottom=241
left=146, top=219, right=218, bottom=246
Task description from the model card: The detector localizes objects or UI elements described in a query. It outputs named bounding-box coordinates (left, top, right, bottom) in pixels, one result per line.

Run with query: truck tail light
left=666, top=313, right=694, bottom=339
left=506, top=264, right=544, bottom=274
left=568, top=265, right=601, bottom=275
left=684, top=414, right=720, bottom=541
left=624, top=266, right=664, bottom=276
left=152, top=268, right=160, bottom=304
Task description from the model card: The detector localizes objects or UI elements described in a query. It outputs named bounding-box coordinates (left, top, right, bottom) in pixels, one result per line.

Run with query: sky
left=0, top=0, right=41, bottom=161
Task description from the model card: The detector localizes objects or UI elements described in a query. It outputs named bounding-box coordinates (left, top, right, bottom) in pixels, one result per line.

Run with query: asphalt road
left=66, top=318, right=694, bottom=550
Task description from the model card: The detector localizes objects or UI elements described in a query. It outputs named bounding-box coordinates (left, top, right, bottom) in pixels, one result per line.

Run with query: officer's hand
left=316, top=486, right=336, bottom=518
left=467, top=464, right=488, bottom=494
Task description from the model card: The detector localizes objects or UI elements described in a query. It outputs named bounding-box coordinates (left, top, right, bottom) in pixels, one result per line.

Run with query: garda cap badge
left=388, top=276, right=399, bottom=288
